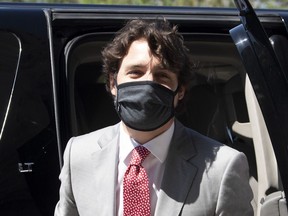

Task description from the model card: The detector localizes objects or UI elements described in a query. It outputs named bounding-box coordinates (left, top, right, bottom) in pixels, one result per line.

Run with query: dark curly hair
left=102, top=18, right=195, bottom=110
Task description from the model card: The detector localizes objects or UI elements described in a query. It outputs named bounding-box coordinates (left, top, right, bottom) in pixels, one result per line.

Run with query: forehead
left=125, top=39, right=151, bottom=58
left=121, top=39, right=161, bottom=69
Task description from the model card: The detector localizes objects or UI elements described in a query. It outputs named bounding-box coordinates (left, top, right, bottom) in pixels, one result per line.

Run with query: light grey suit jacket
left=55, top=120, right=253, bottom=216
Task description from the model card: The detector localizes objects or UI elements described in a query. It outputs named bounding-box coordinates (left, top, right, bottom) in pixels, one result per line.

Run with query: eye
left=153, top=70, right=178, bottom=90
left=126, top=70, right=144, bottom=78
left=127, top=70, right=141, bottom=75
left=155, top=71, right=173, bottom=82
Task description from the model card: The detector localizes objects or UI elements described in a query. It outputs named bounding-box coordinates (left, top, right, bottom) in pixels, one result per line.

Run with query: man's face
left=110, top=39, right=185, bottom=105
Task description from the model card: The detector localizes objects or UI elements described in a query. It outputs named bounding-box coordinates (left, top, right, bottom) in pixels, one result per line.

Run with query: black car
left=0, top=0, right=287, bottom=215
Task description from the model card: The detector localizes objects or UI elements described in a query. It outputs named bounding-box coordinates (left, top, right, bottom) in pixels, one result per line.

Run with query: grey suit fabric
left=55, top=120, right=253, bottom=216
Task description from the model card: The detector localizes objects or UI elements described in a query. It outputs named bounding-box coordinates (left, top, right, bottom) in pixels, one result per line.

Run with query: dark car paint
left=0, top=2, right=287, bottom=215
left=0, top=8, right=59, bottom=215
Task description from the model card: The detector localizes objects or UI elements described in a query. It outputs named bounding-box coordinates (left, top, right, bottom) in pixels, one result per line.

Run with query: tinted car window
left=64, top=34, right=120, bottom=136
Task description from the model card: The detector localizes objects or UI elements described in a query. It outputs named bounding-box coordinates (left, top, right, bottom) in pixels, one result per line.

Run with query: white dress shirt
left=116, top=122, right=175, bottom=216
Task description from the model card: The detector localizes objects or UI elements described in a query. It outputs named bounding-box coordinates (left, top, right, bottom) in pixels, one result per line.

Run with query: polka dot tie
left=123, top=146, right=151, bottom=216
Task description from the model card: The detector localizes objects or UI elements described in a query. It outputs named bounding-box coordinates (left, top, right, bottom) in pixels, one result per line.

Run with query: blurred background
left=1, top=0, right=288, bottom=9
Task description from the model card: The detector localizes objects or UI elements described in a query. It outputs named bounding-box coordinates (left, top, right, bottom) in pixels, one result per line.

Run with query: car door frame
left=229, top=0, right=288, bottom=214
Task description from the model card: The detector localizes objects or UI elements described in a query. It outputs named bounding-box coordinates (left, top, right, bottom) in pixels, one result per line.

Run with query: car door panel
left=0, top=8, right=60, bottom=216
left=230, top=0, right=288, bottom=215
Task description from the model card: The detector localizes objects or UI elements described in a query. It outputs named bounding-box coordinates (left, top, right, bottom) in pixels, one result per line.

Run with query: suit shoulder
left=182, top=127, right=247, bottom=177
left=66, top=123, right=120, bottom=154
left=183, top=125, right=241, bottom=160
left=74, top=123, right=119, bottom=142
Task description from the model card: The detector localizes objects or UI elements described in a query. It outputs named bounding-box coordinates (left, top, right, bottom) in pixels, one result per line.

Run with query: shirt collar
left=119, top=122, right=175, bottom=164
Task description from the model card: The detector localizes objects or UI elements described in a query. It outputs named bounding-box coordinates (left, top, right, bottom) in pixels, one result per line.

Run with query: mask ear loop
left=112, top=73, right=121, bottom=112
left=173, top=85, right=180, bottom=96
left=113, top=73, right=118, bottom=88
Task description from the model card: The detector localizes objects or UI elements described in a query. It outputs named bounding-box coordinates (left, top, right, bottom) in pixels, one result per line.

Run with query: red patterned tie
left=123, top=146, right=151, bottom=216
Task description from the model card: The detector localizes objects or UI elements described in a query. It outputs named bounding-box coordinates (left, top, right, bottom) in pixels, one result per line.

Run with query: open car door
left=229, top=0, right=288, bottom=215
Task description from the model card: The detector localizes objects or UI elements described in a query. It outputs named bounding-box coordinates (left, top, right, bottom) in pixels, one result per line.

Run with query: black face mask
left=114, top=81, right=178, bottom=131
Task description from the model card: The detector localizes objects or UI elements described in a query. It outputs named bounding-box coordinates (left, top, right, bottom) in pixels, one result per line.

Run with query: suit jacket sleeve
left=215, top=152, right=253, bottom=216
left=54, top=138, right=79, bottom=216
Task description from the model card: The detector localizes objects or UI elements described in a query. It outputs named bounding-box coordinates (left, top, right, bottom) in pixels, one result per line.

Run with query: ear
left=177, top=86, right=185, bottom=101
left=110, top=74, right=117, bottom=96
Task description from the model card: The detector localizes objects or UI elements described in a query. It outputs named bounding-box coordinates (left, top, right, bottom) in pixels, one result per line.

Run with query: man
left=55, top=19, right=253, bottom=216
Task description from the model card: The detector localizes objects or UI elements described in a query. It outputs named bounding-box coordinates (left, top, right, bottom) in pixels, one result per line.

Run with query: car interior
left=65, top=31, right=286, bottom=216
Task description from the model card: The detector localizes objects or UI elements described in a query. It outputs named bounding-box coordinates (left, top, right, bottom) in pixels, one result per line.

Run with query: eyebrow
left=124, top=62, right=149, bottom=70
left=126, top=64, right=147, bottom=70
left=124, top=62, right=171, bottom=73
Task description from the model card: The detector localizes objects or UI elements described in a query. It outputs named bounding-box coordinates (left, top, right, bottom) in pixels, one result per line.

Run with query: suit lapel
left=90, top=124, right=120, bottom=215
left=155, top=120, right=198, bottom=216
left=87, top=121, right=197, bottom=215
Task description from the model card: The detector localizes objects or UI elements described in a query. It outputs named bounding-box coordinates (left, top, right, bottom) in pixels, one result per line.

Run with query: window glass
left=65, top=34, right=120, bottom=136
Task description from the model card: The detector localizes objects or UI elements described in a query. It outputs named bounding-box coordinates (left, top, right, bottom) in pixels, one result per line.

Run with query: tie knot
left=130, top=146, right=150, bottom=166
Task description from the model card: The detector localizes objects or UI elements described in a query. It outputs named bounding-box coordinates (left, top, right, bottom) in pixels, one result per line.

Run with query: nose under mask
left=114, top=80, right=178, bottom=131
